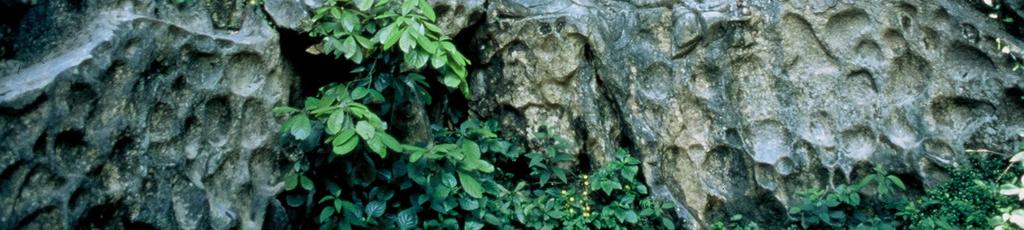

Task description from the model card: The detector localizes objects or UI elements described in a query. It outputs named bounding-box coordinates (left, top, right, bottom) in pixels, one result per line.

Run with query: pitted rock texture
left=469, top=0, right=1024, bottom=227
left=0, top=0, right=292, bottom=229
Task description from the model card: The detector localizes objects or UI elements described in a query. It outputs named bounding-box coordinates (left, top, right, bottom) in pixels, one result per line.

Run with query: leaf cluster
left=788, top=165, right=906, bottom=229
left=309, top=0, right=471, bottom=96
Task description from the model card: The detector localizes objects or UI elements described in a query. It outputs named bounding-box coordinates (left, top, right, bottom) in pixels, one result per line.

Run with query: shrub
left=897, top=154, right=1019, bottom=229
left=787, top=165, right=906, bottom=229
left=272, top=0, right=677, bottom=229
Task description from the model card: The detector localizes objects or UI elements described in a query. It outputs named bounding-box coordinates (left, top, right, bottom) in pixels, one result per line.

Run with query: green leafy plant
left=788, top=165, right=906, bottom=229
left=308, top=0, right=471, bottom=96
left=709, top=214, right=758, bottom=230
left=989, top=134, right=1024, bottom=229
left=275, top=1, right=677, bottom=229
left=895, top=153, right=1018, bottom=229
left=490, top=147, right=676, bottom=230
left=524, top=130, right=574, bottom=186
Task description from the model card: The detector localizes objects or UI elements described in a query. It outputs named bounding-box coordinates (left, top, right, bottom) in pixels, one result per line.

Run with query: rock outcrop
left=468, top=0, right=1024, bottom=227
left=0, top=0, right=293, bottom=229
left=3, top=0, right=1024, bottom=229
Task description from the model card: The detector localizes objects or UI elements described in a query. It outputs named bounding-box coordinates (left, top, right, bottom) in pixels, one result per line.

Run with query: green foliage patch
left=897, top=154, right=1019, bottom=229
left=271, top=0, right=677, bottom=229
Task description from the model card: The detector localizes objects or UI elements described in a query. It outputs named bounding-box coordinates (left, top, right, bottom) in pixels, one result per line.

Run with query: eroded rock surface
left=0, top=0, right=293, bottom=229
left=468, top=0, right=1024, bottom=227
left=3, top=0, right=1024, bottom=229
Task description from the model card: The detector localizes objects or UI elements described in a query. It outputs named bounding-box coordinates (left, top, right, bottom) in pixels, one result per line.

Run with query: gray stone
left=469, top=0, right=1024, bottom=227
left=0, top=0, right=293, bottom=229
left=263, top=0, right=319, bottom=30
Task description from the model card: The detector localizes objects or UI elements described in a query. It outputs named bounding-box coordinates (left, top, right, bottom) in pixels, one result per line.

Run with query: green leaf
left=326, top=110, right=345, bottom=134
left=413, top=31, right=437, bottom=54
left=404, top=49, right=429, bottom=69
left=459, top=197, right=480, bottom=210
left=600, top=181, right=622, bottom=195
left=354, top=0, right=374, bottom=11
left=378, top=132, right=403, bottom=152
left=418, top=0, right=435, bottom=21
left=287, top=115, right=312, bottom=140
left=442, top=74, right=461, bottom=88
left=553, top=169, right=567, bottom=183
left=623, top=166, right=639, bottom=179
left=366, top=201, right=386, bottom=218
left=623, top=210, right=639, bottom=223
left=477, top=161, right=495, bottom=173
left=409, top=148, right=426, bottom=162
left=319, top=206, right=335, bottom=223
left=399, top=30, right=415, bottom=53
left=352, top=87, right=370, bottom=100
left=1001, top=183, right=1022, bottom=195
left=284, top=173, right=298, bottom=190
left=355, top=35, right=374, bottom=49
left=461, top=140, right=481, bottom=170
left=367, top=136, right=387, bottom=158
left=272, top=106, right=300, bottom=114
left=465, top=221, right=484, bottom=230
left=300, top=175, right=314, bottom=190
left=1013, top=151, right=1024, bottom=163
left=458, top=171, right=484, bottom=198
left=431, top=51, right=447, bottom=69
left=329, top=7, right=342, bottom=19
left=341, top=37, right=358, bottom=59
left=401, top=0, right=416, bottom=14
left=818, top=211, right=832, bottom=225
left=286, top=194, right=305, bottom=207
left=383, top=26, right=404, bottom=49
left=356, top=121, right=376, bottom=140
left=397, top=208, right=418, bottom=230
left=442, top=172, right=458, bottom=187
left=547, top=210, right=563, bottom=219
left=450, top=60, right=467, bottom=77
left=421, top=22, right=442, bottom=33
left=332, top=132, right=359, bottom=155
left=377, top=23, right=397, bottom=44
left=340, top=11, right=359, bottom=32
left=318, top=195, right=334, bottom=204
left=887, top=175, right=906, bottom=190
left=848, top=193, right=860, bottom=206
left=662, top=217, right=676, bottom=230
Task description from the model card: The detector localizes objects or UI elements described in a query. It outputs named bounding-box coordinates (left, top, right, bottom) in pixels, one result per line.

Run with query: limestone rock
left=263, top=0, right=321, bottom=31
left=470, top=0, right=1024, bottom=227
left=0, top=0, right=293, bottom=229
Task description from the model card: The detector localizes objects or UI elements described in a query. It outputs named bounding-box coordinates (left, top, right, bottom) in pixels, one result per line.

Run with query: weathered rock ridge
left=0, top=0, right=293, bottom=229
left=469, top=0, right=1024, bottom=227
left=1, top=0, right=1023, bottom=229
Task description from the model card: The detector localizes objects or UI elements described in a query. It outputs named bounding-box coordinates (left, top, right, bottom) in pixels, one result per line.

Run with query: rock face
left=4, top=0, right=1024, bottom=229
left=468, top=0, right=1024, bottom=227
left=0, top=0, right=292, bottom=229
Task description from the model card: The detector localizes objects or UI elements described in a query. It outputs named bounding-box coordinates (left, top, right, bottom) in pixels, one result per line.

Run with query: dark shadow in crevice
left=277, top=28, right=356, bottom=99
left=55, top=129, right=86, bottom=149
left=1005, top=86, right=1024, bottom=109
left=0, top=0, right=30, bottom=60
